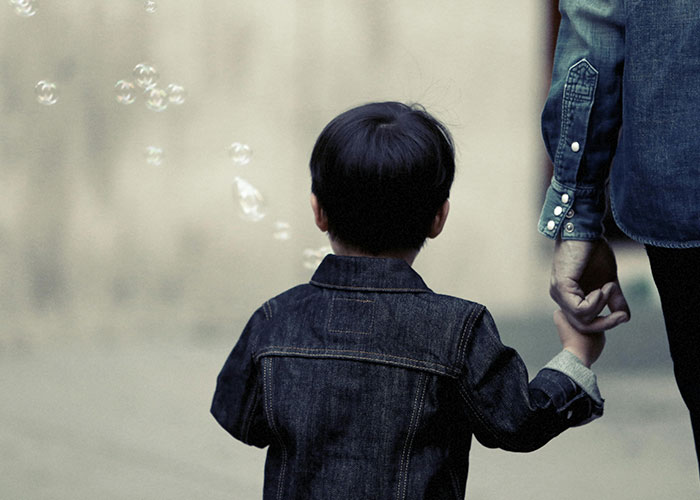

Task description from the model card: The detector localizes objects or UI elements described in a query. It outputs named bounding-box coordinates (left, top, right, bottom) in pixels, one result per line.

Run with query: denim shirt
left=211, top=255, right=603, bottom=499
left=538, top=0, right=700, bottom=248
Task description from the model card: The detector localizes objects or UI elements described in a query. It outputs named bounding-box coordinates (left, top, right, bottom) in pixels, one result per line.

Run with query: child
left=211, top=102, right=607, bottom=499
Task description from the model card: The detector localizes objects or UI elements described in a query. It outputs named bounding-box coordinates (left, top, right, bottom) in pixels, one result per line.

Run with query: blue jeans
left=646, top=245, right=700, bottom=476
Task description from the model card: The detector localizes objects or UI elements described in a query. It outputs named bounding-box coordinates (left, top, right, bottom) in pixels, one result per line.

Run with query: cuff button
left=566, top=209, right=575, bottom=218
left=553, top=206, right=563, bottom=216
left=547, top=220, right=556, bottom=231
left=561, top=193, right=570, bottom=204
left=564, top=222, right=575, bottom=233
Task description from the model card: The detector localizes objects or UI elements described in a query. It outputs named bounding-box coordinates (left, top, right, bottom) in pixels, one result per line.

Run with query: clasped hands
left=551, top=238, right=631, bottom=367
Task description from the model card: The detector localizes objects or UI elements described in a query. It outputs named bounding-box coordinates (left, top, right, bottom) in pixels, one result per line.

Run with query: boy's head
left=309, top=101, right=455, bottom=255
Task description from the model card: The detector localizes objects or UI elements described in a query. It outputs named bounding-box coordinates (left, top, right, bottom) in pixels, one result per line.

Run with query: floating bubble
left=34, top=80, right=57, bottom=106
left=272, top=221, right=292, bottom=241
left=145, top=146, right=164, bottom=166
left=302, top=246, right=333, bottom=270
left=227, top=142, right=252, bottom=166
left=114, top=80, right=136, bottom=105
left=144, top=86, right=168, bottom=112
left=166, top=83, right=186, bottom=105
left=233, top=176, right=266, bottom=222
left=144, top=0, right=157, bottom=13
left=132, top=63, right=159, bottom=90
left=10, top=0, right=38, bottom=17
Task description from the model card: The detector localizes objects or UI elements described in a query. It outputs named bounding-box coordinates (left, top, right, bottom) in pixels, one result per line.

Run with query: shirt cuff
left=538, top=178, right=606, bottom=240
left=544, top=349, right=603, bottom=405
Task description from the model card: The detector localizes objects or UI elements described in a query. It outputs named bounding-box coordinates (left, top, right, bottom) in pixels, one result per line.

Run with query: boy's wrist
left=563, top=346, right=591, bottom=368
left=544, top=349, right=604, bottom=405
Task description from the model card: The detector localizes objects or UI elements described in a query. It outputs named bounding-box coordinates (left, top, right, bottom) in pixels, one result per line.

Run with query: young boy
left=211, top=102, right=607, bottom=499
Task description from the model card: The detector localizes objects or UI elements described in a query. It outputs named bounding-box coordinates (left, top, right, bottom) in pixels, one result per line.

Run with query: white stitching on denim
left=462, top=304, right=486, bottom=347
left=241, top=380, right=259, bottom=442
left=310, top=280, right=429, bottom=293
left=263, top=358, right=287, bottom=500
left=403, top=373, right=428, bottom=499
left=396, top=373, right=428, bottom=500
left=262, top=301, right=272, bottom=320
left=456, top=306, right=481, bottom=367
left=257, top=346, right=457, bottom=376
left=259, top=350, right=456, bottom=378
left=327, top=297, right=375, bottom=335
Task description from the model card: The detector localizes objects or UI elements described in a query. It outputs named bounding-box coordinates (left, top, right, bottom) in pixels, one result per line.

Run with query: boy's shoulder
left=259, top=281, right=487, bottom=320
left=238, top=280, right=501, bottom=377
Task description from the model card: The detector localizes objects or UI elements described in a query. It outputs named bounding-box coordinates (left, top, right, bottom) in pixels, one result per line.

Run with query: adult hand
left=550, top=238, right=630, bottom=332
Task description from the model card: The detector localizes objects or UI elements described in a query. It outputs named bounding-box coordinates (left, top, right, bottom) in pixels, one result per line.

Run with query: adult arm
left=538, top=0, right=629, bottom=331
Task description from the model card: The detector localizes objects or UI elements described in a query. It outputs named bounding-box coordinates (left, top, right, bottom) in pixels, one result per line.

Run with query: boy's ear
left=310, top=194, right=329, bottom=232
left=428, top=200, right=450, bottom=239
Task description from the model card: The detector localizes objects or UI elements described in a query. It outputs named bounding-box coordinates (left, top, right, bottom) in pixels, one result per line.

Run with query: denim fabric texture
left=539, top=0, right=700, bottom=247
left=211, top=255, right=603, bottom=499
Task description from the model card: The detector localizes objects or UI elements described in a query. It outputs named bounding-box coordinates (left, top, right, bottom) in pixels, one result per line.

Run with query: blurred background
left=1, top=1, right=697, bottom=498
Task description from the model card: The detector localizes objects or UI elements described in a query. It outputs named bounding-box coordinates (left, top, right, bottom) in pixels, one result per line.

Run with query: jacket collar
left=310, top=254, right=431, bottom=293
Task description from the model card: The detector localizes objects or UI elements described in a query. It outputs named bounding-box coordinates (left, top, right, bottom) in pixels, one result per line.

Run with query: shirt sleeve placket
left=539, top=58, right=600, bottom=239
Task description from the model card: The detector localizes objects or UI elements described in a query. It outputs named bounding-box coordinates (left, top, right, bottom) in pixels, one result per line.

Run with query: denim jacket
left=538, top=0, right=700, bottom=248
left=212, top=255, right=603, bottom=499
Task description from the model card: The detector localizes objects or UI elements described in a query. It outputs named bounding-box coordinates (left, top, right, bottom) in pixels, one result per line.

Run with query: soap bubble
left=144, top=86, right=168, bottom=112
left=144, top=0, right=157, bottom=13
left=166, top=83, right=186, bottom=105
left=114, top=80, right=136, bottom=105
left=132, top=63, right=159, bottom=90
left=227, top=142, right=252, bottom=166
left=302, top=246, right=332, bottom=270
left=34, top=80, right=57, bottom=106
left=272, top=221, right=292, bottom=241
left=10, top=0, right=38, bottom=17
left=145, top=146, right=164, bottom=166
left=233, top=176, right=266, bottom=221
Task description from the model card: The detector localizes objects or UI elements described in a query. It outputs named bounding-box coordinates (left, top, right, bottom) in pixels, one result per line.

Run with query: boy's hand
left=553, top=310, right=606, bottom=368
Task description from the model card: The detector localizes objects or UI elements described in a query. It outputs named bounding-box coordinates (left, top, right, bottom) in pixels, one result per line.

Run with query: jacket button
left=564, top=222, right=575, bottom=233
left=554, top=206, right=563, bottom=216
left=571, top=141, right=580, bottom=152
left=561, top=193, right=570, bottom=204
left=547, top=220, right=556, bottom=231
left=566, top=209, right=575, bottom=218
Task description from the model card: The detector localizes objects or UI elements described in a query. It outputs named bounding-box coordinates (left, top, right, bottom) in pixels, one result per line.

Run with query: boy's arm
left=456, top=307, right=603, bottom=452
left=211, top=306, right=270, bottom=448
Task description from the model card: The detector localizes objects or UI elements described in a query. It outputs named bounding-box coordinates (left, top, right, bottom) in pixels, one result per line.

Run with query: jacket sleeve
left=210, top=306, right=271, bottom=448
left=457, top=306, right=603, bottom=452
left=538, top=0, right=625, bottom=241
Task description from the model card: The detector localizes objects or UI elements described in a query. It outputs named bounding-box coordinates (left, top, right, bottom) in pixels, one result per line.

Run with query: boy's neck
left=329, top=240, right=420, bottom=266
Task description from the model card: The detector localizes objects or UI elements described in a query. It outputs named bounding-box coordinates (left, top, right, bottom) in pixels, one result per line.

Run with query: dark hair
left=310, top=101, right=455, bottom=254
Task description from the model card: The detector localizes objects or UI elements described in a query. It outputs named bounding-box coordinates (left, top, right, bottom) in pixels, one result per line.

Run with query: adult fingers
left=577, top=310, right=628, bottom=332
left=606, top=281, right=631, bottom=321
left=555, top=283, right=627, bottom=332
left=555, top=292, right=607, bottom=332
left=553, top=284, right=607, bottom=323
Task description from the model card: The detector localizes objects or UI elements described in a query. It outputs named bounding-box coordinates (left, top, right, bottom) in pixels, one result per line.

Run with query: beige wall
left=1, top=1, right=556, bottom=340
